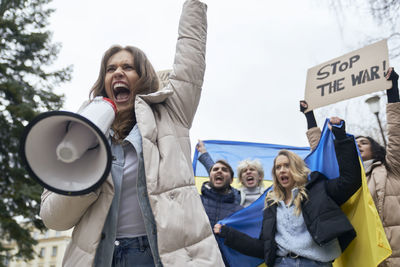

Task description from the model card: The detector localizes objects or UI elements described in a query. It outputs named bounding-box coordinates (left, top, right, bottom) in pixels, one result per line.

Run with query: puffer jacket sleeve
left=40, top=188, right=100, bottom=231
left=164, top=0, right=207, bottom=128
left=385, top=102, right=400, bottom=177
left=306, top=127, right=322, bottom=150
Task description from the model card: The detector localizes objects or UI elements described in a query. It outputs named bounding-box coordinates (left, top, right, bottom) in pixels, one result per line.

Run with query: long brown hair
left=266, top=150, right=310, bottom=215
left=90, top=45, right=159, bottom=142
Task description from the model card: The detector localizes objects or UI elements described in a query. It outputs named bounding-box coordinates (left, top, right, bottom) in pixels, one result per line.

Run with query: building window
left=39, top=247, right=45, bottom=258
left=51, top=246, right=58, bottom=257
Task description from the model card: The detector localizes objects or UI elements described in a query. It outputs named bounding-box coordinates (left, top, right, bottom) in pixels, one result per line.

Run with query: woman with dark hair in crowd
left=300, top=67, right=400, bottom=267
left=355, top=135, right=386, bottom=166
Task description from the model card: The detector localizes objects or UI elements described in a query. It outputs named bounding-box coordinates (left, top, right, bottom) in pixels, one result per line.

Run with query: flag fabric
left=192, top=140, right=310, bottom=179
left=193, top=119, right=391, bottom=267
left=215, top=190, right=270, bottom=267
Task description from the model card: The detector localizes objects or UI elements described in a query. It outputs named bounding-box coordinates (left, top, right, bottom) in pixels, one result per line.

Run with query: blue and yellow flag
left=193, top=140, right=310, bottom=191
left=193, top=119, right=391, bottom=267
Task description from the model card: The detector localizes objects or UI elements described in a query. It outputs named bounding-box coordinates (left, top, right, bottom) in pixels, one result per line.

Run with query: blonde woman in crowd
left=214, top=118, right=361, bottom=267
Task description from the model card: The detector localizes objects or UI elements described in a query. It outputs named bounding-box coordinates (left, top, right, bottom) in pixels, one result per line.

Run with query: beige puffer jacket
left=40, top=1, right=225, bottom=266
left=306, top=102, right=400, bottom=267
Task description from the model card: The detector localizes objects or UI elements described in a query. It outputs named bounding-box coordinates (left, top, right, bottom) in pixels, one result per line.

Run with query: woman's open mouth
left=279, top=176, right=289, bottom=184
left=113, top=82, right=130, bottom=103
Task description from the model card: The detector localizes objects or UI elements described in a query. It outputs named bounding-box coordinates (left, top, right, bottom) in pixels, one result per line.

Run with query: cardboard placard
left=304, top=39, right=392, bottom=111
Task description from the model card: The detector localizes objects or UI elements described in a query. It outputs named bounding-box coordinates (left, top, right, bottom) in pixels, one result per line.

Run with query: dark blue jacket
left=201, top=182, right=242, bottom=267
left=199, top=152, right=243, bottom=266
left=201, top=182, right=242, bottom=227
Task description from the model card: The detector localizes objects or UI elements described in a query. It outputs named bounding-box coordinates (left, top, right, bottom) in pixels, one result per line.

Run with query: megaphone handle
left=56, top=121, right=97, bottom=163
left=66, top=121, right=99, bottom=151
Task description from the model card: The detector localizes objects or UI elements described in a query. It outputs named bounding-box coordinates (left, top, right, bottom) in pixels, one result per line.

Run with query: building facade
left=5, top=229, right=72, bottom=267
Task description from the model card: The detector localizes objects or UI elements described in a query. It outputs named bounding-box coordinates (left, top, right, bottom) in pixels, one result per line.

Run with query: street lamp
left=365, top=95, right=387, bottom=147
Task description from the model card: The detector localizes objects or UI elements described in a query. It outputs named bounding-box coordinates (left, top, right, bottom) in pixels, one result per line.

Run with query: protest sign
left=304, top=39, right=392, bottom=111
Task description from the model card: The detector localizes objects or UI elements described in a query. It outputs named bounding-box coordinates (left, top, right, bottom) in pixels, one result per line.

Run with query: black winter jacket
left=219, top=137, right=361, bottom=267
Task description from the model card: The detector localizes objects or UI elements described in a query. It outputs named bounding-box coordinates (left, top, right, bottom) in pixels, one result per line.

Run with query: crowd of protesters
left=34, top=0, right=399, bottom=265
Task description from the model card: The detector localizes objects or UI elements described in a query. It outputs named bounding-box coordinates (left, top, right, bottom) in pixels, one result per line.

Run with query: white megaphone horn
left=20, top=97, right=117, bottom=196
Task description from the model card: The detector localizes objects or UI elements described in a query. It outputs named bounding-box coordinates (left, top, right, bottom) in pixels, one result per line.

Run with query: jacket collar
left=363, top=159, right=374, bottom=174
left=277, top=187, right=299, bottom=207
left=136, top=88, right=173, bottom=104
left=123, top=124, right=142, bottom=153
left=368, top=160, right=383, bottom=174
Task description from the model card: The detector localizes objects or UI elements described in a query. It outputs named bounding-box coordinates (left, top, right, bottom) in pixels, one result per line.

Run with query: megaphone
left=20, top=97, right=117, bottom=196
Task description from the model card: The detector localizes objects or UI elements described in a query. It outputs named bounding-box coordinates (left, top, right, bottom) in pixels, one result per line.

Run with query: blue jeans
left=274, top=256, right=333, bottom=267
left=112, top=236, right=155, bottom=267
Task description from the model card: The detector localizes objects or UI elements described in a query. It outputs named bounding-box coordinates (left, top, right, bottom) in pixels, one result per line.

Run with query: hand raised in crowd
left=300, top=100, right=317, bottom=129
left=328, top=116, right=342, bottom=126
left=385, top=67, right=399, bottom=103
left=196, top=140, right=207, bottom=153
left=299, top=100, right=309, bottom=113
left=213, top=223, right=222, bottom=234
left=386, top=67, right=399, bottom=81
left=328, top=117, right=347, bottom=140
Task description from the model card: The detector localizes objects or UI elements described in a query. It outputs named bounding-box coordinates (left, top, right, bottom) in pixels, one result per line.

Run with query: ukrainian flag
left=193, top=119, right=391, bottom=267
left=192, top=140, right=310, bottom=192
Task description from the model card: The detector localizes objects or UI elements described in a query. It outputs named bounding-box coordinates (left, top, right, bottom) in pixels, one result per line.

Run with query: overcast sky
left=47, top=0, right=399, bottom=150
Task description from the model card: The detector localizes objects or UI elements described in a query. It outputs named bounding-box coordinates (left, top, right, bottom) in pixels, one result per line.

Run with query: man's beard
left=210, top=182, right=231, bottom=194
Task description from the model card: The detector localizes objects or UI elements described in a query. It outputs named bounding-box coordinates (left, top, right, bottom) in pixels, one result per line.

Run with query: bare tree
left=311, top=0, right=398, bottom=147
left=327, top=0, right=400, bottom=59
